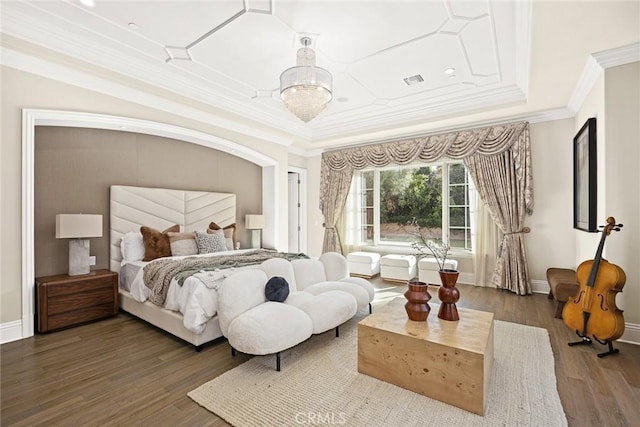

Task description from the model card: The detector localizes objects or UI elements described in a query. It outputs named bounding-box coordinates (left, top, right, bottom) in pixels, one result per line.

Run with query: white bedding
left=126, top=249, right=256, bottom=334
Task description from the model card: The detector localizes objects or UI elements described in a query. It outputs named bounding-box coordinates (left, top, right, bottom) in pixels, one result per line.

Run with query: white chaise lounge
left=218, top=268, right=358, bottom=371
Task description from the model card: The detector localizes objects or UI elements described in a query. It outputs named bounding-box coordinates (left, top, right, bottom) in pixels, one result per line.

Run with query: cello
left=562, top=217, right=626, bottom=357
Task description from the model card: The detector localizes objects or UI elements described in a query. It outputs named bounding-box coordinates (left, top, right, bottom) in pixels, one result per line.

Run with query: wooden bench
left=546, top=267, right=579, bottom=319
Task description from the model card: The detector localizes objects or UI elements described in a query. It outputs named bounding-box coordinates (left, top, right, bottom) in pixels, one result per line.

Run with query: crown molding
left=593, top=41, right=640, bottom=69
left=311, top=84, right=527, bottom=141
left=568, top=42, right=640, bottom=114
left=514, top=0, right=533, bottom=95
left=567, top=56, right=602, bottom=114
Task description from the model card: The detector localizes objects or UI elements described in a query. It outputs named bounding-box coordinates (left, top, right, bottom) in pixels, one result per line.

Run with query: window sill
left=360, top=245, right=473, bottom=259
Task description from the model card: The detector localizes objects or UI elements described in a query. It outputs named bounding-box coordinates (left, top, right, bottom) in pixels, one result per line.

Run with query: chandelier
left=280, top=37, right=333, bottom=122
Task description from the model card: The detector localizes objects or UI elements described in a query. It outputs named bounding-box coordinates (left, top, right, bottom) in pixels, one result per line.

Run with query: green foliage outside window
left=352, top=162, right=471, bottom=249
left=379, top=166, right=443, bottom=228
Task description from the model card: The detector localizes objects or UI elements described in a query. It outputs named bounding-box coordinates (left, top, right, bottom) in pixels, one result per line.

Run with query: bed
left=110, top=185, right=254, bottom=349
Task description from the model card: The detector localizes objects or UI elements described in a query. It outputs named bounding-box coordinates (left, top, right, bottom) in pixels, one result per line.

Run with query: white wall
left=603, top=62, right=639, bottom=325
left=526, top=119, right=577, bottom=279
left=574, top=74, right=606, bottom=262
left=570, top=61, right=640, bottom=328
left=304, top=156, right=325, bottom=257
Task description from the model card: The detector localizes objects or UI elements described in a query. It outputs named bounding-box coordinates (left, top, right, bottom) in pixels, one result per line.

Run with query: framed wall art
left=573, top=117, right=597, bottom=232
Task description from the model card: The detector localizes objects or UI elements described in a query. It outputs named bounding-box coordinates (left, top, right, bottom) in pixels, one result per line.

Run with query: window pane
left=449, top=163, right=466, bottom=184
left=363, top=207, right=373, bottom=225
left=449, top=207, right=466, bottom=227
left=346, top=163, right=474, bottom=251
left=365, top=190, right=373, bottom=206
left=449, top=185, right=467, bottom=206
left=379, top=166, right=442, bottom=243
left=363, top=171, right=374, bottom=188
left=449, top=228, right=467, bottom=249
left=361, top=226, right=373, bottom=244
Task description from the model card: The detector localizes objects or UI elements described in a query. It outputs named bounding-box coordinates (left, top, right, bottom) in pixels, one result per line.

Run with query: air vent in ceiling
left=403, top=74, right=424, bottom=85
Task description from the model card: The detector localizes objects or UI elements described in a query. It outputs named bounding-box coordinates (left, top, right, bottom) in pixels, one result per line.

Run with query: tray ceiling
left=1, top=0, right=528, bottom=145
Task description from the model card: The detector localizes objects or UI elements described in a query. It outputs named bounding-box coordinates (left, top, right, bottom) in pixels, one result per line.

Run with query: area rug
left=189, top=317, right=567, bottom=427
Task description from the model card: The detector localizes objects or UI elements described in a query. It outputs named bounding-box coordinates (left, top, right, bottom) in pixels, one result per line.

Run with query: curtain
left=319, top=158, right=353, bottom=253
left=463, top=128, right=533, bottom=295
left=319, top=121, right=533, bottom=294
left=471, top=190, right=499, bottom=287
left=338, top=178, right=364, bottom=254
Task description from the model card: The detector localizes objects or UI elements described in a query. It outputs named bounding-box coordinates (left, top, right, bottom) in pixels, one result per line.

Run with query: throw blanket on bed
left=143, top=249, right=309, bottom=305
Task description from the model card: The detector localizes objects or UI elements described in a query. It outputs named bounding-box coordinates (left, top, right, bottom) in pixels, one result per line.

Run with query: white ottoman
left=418, top=258, right=458, bottom=285
left=347, top=252, right=381, bottom=278
left=380, top=254, right=417, bottom=282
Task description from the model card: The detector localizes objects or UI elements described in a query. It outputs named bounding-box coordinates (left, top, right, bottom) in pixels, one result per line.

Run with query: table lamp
left=245, top=214, right=265, bottom=249
left=56, top=214, right=103, bottom=276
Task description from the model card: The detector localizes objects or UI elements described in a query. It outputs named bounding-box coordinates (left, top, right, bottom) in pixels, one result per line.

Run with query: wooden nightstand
left=36, top=269, right=118, bottom=333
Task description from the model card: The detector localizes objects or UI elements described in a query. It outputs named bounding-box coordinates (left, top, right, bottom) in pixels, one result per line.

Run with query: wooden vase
left=437, top=269, right=460, bottom=321
left=404, top=280, right=431, bottom=321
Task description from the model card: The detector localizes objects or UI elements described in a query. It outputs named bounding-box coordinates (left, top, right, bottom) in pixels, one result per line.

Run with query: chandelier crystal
left=280, top=37, right=333, bottom=123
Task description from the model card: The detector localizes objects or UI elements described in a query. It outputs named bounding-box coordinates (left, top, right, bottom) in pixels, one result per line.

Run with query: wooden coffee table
left=358, top=297, right=494, bottom=415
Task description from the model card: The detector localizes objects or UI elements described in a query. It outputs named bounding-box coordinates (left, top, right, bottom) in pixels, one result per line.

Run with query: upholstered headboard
left=109, top=185, right=236, bottom=272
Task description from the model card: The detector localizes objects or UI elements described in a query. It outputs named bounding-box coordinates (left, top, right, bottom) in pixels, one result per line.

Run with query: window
left=344, top=162, right=474, bottom=251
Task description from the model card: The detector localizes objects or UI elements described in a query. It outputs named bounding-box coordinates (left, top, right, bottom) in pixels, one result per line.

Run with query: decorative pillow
left=120, top=231, right=145, bottom=262
left=195, top=230, right=227, bottom=254
left=166, top=231, right=198, bottom=257
left=140, top=224, right=180, bottom=261
left=225, top=237, right=234, bottom=251
left=265, top=276, right=289, bottom=302
left=208, top=222, right=237, bottom=251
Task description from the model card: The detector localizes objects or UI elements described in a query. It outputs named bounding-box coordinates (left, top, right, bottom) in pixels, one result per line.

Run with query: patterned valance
left=320, top=121, right=531, bottom=213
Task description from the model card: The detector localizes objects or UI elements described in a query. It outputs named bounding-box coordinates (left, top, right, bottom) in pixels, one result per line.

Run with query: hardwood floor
left=2, top=281, right=639, bottom=426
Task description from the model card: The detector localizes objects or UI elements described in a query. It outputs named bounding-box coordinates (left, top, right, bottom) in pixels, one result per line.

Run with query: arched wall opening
left=21, top=109, right=279, bottom=337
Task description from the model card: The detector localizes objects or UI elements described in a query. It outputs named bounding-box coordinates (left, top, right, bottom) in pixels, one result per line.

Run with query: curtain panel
left=319, top=121, right=533, bottom=295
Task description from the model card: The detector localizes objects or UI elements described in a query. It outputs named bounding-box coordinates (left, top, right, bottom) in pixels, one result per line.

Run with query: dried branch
left=408, top=218, right=450, bottom=271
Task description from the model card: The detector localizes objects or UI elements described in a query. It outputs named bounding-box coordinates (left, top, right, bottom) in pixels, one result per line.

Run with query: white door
left=288, top=172, right=300, bottom=252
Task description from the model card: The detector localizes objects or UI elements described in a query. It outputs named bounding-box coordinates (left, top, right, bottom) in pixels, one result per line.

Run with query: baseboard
left=458, top=278, right=549, bottom=294
left=531, top=279, right=550, bottom=294
left=457, top=272, right=475, bottom=286
left=0, top=320, right=24, bottom=344
left=619, top=322, right=640, bottom=346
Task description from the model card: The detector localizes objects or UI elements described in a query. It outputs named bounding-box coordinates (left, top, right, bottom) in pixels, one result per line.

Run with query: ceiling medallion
left=280, top=37, right=333, bottom=123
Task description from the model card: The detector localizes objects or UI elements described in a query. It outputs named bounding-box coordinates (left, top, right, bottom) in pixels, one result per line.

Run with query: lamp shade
left=56, top=214, right=103, bottom=239
left=245, top=214, right=265, bottom=230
